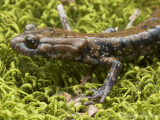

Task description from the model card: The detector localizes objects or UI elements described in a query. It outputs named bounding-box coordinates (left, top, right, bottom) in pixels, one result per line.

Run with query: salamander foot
left=87, top=85, right=112, bottom=103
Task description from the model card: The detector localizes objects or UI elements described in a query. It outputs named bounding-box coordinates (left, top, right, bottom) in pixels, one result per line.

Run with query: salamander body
left=10, top=8, right=160, bottom=103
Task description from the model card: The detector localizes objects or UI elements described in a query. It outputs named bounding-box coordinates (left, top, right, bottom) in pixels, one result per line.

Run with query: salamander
left=10, top=7, right=160, bottom=103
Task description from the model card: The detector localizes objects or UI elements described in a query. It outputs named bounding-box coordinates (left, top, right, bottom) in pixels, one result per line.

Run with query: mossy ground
left=0, top=0, right=160, bottom=119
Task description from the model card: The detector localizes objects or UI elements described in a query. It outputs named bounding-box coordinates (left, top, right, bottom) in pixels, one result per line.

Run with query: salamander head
left=10, top=23, right=87, bottom=59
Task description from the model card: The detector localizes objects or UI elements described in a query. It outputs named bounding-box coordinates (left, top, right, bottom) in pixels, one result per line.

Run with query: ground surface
left=0, top=0, right=160, bottom=119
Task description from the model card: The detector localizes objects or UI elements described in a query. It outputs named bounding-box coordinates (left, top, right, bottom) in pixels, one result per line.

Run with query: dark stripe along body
left=84, top=25, right=160, bottom=63
left=77, top=8, right=160, bottom=63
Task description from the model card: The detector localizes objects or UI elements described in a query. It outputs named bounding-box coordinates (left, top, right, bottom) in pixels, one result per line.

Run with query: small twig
left=76, top=72, right=91, bottom=95
left=57, top=4, right=72, bottom=31
left=76, top=67, right=96, bottom=95
left=125, top=9, right=141, bottom=29
left=80, top=72, right=92, bottom=85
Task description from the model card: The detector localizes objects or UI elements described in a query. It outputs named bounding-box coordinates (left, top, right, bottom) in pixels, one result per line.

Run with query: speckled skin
left=11, top=8, right=160, bottom=103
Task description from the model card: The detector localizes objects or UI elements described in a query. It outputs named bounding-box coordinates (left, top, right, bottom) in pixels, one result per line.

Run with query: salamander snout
left=10, top=36, right=24, bottom=50
left=10, top=34, right=40, bottom=50
left=10, top=34, right=40, bottom=57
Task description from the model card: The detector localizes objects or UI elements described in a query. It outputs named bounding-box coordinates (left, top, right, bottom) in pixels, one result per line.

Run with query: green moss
left=0, top=0, right=160, bottom=119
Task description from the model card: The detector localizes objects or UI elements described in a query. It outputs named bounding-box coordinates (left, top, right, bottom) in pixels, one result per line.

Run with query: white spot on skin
left=97, top=46, right=101, bottom=50
left=147, top=46, right=151, bottom=50
left=117, top=63, right=121, bottom=67
left=102, top=53, right=106, bottom=57
left=95, top=51, right=99, bottom=56
left=118, top=51, right=122, bottom=55
left=95, top=54, right=98, bottom=56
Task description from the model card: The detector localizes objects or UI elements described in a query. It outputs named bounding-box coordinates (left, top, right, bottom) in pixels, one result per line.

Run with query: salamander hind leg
left=87, top=57, right=122, bottom=103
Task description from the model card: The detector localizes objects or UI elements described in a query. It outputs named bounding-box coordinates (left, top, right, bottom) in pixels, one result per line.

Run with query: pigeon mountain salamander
left=10, top=7, right=160, bottom=103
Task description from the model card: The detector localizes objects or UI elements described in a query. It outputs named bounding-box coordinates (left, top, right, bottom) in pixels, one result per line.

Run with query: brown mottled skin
left=11, top=8, right=160, bottom=103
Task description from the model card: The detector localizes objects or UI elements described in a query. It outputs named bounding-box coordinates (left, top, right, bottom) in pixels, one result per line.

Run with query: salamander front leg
left=87, top=57, right=122, bottom=103
left=103, top=27, right=116, bottom=33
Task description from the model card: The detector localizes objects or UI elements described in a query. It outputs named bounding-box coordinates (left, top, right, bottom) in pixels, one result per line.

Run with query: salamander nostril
left=24, top=34, right=40, bottom=49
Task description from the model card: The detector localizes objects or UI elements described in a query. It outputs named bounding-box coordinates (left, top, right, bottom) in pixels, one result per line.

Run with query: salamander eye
left=25, top=35, right=39, bottom=49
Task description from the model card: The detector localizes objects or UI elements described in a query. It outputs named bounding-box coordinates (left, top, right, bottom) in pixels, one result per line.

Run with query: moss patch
left=0, top=0, right=160, bottom=119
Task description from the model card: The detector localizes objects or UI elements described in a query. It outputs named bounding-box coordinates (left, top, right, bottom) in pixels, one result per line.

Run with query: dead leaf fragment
left=87, top=105, right=99, bottom=117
